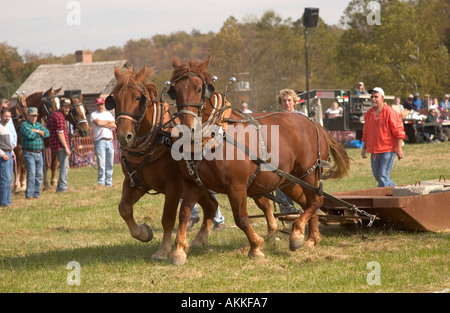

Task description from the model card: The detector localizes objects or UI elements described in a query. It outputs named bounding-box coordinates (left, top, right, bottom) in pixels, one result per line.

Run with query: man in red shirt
left=361, top=87, right=405, bottom=187
left=47, top=99, right=71, bottom=192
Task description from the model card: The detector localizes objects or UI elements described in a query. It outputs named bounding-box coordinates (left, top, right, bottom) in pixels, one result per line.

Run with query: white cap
left=369, top=87, right=385, bottom=97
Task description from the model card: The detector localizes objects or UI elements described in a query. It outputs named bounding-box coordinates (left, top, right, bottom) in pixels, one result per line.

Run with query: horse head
left=108, top=66, right=160, bottom=148
left=169, top=56, right=216, bottom=133
left=25, top=87, right=62, bottom=123
left=11, top=93, right=28, bottom=129
left=41, top=86, right=62, bottom=114
left=68, top=94, right=90, bottom=137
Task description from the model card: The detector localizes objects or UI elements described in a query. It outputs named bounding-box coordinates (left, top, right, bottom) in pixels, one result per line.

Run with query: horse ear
left=203, top=56, right=211, bottom=69
left=136, top=65, right=147, bottom=82
left=54, top=87, right=62, bottom=94
left=172, top=58, right=181, bottom=69
left=114, top=66, right=122, bottom=79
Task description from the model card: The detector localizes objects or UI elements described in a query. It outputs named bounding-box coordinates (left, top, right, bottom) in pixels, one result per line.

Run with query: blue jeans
left=23, top=150, right=43, bottom=198
left=94, top=139, right=114, bottom=186
left=0, top=152, right=13, bottom=205
left=185, top=194, right=225, bottom=225
left=56, top=148, right=69, bottom=192
left=370, top=152, right=397, bottom=187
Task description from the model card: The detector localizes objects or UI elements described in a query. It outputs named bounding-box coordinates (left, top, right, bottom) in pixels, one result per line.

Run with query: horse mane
left=170, top=59, right=213, bottom=84
left=113, top=67, right=158, bottom=99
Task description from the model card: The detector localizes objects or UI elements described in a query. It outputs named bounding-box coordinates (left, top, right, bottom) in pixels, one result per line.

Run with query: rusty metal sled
left=321, top=180, right=450, bottom=232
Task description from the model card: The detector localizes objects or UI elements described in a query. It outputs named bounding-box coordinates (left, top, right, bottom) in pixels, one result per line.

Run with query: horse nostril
left=126, top=133, right=133, bottom=142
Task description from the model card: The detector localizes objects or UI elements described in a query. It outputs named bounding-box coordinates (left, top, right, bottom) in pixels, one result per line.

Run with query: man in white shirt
left=0, top=100, right=17, bottom=152
left=90, top=98, right=116, bottom=186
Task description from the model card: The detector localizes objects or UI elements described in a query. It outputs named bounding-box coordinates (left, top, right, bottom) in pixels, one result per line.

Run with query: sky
left=2, top=0, right=350, bottom=57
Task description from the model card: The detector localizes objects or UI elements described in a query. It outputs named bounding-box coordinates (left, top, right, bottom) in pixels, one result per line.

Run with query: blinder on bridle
left=167, top=72, right=215, bottom=117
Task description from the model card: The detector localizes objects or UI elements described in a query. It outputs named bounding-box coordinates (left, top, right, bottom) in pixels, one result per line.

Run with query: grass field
left=0, top=142, right=449, bottom=293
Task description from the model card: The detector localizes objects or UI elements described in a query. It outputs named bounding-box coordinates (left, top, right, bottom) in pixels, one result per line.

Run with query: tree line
left=1, top=0, right=449, bottom=112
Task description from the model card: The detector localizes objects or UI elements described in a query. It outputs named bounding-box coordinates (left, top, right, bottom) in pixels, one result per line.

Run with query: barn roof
left=15, top=60, right=130, bottom=98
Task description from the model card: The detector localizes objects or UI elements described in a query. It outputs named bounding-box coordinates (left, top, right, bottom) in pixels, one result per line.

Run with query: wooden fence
left=69, top=128, right=122, bottom=168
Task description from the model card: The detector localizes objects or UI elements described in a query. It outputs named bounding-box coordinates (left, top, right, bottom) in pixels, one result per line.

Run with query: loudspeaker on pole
left=303, top=8, right=319, bottom=28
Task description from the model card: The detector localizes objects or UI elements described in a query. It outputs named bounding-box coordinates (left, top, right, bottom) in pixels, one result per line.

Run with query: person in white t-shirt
left=90, top=98, right=116, bottom=186
left=325, top=102, right=343, bottom=119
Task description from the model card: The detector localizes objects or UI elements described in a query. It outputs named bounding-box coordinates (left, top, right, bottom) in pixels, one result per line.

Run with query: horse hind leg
left=282, top=184, right=321, bottom=249
left=289, top=189, right=323, bottom=251
left=253, top=196, right=279, bottom=240
left=190, top=192, right=217, bottom=247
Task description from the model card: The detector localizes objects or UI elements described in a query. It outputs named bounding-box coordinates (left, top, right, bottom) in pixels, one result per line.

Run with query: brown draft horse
left=108, top=65, right=228, bottom=261
left=11, top=93, right=28, bottom=193
left=25, top=88, right=90, bottom=188
left=25, top=87, right=62, bottom=190
left=169, top=57, right=351, bottom=265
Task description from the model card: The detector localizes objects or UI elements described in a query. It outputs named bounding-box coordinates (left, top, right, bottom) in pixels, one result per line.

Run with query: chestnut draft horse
left=25, top=88, right=90, bottom=188
left=108, top=66, right=277, bottom=263
left=168, top=57, right=351, bottom=265
left=25, top=87, right=62, bottom=190
left=107, top=65, right=222, bottom=261
left=11, top=93, right=28, bottom=193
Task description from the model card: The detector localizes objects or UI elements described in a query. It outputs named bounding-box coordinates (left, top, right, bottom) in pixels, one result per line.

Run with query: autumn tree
left=337, top=0, right=450, bottom=98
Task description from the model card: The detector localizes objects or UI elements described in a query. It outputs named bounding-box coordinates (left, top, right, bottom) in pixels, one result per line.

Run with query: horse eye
left=197, top=88, right=202, bottom=94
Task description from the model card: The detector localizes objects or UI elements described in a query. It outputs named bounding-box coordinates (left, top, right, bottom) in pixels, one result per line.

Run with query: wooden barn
left=14, top=50, right=130, bottom=114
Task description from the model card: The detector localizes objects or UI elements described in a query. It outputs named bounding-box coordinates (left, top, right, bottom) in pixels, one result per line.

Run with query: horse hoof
left=289, top=234, right=305, bottom=251
left=305, top=239, right=320, bottom=249
left=266, top=232, right=280, bottom=242
left=141, top=223, right=154, bottom=242
left=170, top=252, right=187, bottom=266
left=304, top=239, right=317, bottom=249
left=151, top=251, right=169, bottom=261
left=248, top=249, right=265, bottom=259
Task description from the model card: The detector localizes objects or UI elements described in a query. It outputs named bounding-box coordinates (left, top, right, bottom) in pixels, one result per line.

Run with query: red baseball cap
left=95, top=98, right=105, bottom=105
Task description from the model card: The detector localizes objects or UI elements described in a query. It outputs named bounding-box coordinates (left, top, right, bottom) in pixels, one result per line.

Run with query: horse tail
left=317, top=124, right=351, bottom=180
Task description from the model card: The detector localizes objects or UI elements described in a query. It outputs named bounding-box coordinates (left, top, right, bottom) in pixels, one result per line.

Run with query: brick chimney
left=75, top=50, right=93, bottom=63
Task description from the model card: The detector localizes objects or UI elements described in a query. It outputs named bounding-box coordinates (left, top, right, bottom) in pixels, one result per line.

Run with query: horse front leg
left=42, top=149, right=51, bottom=190
left=19, top=162, right=27, bottom=192
left=118, top=179, right=153, bottom=243
left=229, top=188, right=265, bottom=259
left=50, top=152, right=59, bottom=186
left=253, top=196, right=278, bottom=240
left=151, top=191, right=179, bottom=261
left=170, top=180, right=202, bottom=266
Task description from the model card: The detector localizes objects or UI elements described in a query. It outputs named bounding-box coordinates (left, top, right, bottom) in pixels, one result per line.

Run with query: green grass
left=0, top=142, right=449, bottom=293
